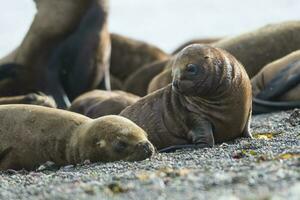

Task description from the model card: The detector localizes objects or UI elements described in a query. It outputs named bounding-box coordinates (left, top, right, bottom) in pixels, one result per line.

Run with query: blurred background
left=0, top=0, right=300, bottom=57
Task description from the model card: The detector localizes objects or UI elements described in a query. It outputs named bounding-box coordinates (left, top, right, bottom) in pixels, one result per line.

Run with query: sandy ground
left=1, top=110, right=299, bottom=200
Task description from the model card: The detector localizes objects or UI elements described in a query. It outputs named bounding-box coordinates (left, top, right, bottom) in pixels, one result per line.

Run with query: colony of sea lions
left=0, top=0, right=299, bottom=170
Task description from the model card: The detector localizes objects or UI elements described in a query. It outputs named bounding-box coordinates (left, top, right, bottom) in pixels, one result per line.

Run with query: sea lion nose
left=137, top=142, right=155, bottom=157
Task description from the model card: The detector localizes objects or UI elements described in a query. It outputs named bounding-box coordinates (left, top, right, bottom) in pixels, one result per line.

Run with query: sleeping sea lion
left=69, top=90, right=140, bottom=118
left=110, top=33, right=169, bottom=81
left=251, top=50, right=300, bottom=114
left=121, top=44, right=252, bottom=151
left=0, top=105, right=154, bottom=171
left=124, top=59, right=169, bottom=96
left=0, top=93, right=56, bottom=108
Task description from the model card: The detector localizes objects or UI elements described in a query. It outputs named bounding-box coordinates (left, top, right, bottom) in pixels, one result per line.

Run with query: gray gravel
left=1, top=110, right=299, bottom=200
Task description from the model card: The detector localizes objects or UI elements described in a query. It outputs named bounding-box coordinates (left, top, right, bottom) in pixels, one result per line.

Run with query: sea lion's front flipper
left=0, top=146, right=13, bottom=163
left=256, top=60, right=300, bottom=100
left=188, top=119, right=215, bottom=147
left=159, top=120, right=214, bottom=153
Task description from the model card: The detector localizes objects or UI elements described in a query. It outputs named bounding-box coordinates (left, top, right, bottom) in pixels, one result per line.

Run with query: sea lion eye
left=185, top=64, right=198, bottom=75
left=113, top=141, right=128, bottom=153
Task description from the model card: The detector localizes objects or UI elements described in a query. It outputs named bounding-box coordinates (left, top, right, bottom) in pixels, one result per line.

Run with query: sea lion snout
left=136, top=141, right=155, bottom=158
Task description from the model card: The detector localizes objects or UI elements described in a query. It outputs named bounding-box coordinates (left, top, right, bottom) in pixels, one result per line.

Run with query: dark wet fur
left=46, top=0, right=108, bottom=106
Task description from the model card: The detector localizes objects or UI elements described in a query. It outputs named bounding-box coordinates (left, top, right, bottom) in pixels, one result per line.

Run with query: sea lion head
left=171, top=44, right=236, bottom=97
left=77, top=115, right=155, bottom=163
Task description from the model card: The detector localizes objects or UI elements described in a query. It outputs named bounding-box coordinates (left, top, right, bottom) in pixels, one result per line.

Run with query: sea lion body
left=213, top=21, right=300, bottom=78
left=110, top=33, right=169, bottom=81
left=47, top=0, right=111, bottom=103
left=0, top=105, right=154, bottom=170
left=251, top=50, right=300, bottom=114
left=0, top=93, right=56, bottom=108
left=0, top=0, right=110, bottom=108
left=121, top=45, right=252, bottom=150
left=252, top=50, right=300, bottom=101
left=69, top=90, right=140, bottom=118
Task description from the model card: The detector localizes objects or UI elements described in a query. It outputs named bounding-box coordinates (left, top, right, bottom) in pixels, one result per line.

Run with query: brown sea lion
left=172, top=37, right=222, bottom=54
left=147, top=21, right=300, bottom=92
left=69, top=90, right=140, bottom=118
left=0, top=0, right=110, bottom=108
left=251, top=50, right=300, bottom=114
left=213, top=21, right=300, bottom=78
left=121, top=44, right=252, bottom=151
left=124, top=59, right=169, bottom=96
left=47, top=0, right=111, bottom=102
left=0, top=93, right=56, bottom=108
left=110, top=33, right=169, bottom=81
left=0, top=105, right=154, bottom=171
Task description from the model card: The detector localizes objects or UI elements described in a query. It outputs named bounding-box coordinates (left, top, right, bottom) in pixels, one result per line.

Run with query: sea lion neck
left=66, top=120, right=92, bottom=164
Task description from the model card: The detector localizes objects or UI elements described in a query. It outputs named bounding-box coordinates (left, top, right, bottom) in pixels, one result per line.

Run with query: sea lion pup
left=121, top=44, right=252, bottom=151
left=124, top=59, right=169, bottom=96
left=0, top=0, right=95, bottom=108
left=0, top=105, right=154, bottom=171
left=213, top=21, right=300, bottom=78
left=69, top=90, right=140, bottom=118
left=251, top=50, right=300, bottom=114
left=0, top=93, right=56, bottom=108
left=47, top=0, right=111, bottom=103
left=110, top=33, right=169, bottom=81
left=172, top=37, right=222, bottom=54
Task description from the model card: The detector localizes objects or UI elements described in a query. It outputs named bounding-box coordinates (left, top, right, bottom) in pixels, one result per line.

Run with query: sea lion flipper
left=0, top=146, right=13, bottom=163
left=256, top=60, right=300, bottom=100
left=188, top=119, right=215, bottom=147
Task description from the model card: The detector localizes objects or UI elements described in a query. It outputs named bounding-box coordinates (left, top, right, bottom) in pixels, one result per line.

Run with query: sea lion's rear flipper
left=252, top=98, right=300, bottom=114
left=256, top=60, right=300, bottom=100
left=0, top=146, right=13, bottom=163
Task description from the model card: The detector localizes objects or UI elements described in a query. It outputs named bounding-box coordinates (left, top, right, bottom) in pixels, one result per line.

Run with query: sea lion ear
left=0, top=146, right=13, bottom=163
left=242, top=110, right=253, bottom=138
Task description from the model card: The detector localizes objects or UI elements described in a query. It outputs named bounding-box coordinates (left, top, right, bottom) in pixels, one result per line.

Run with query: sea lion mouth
left=125, top=142, right=155, bottom=161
